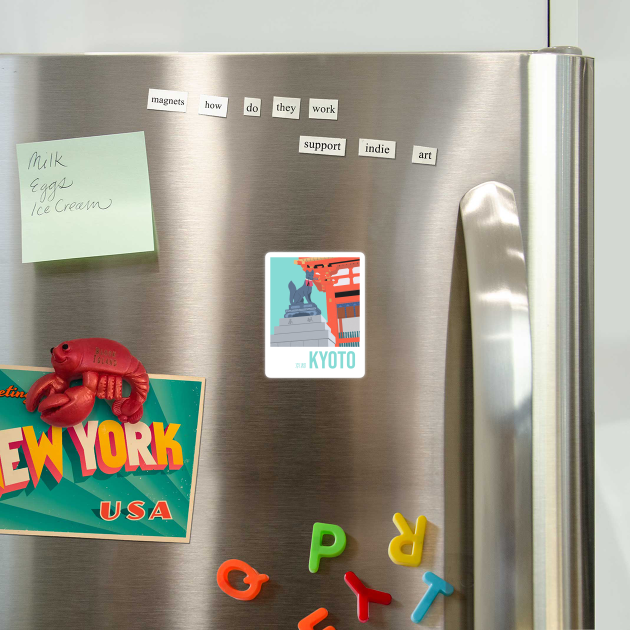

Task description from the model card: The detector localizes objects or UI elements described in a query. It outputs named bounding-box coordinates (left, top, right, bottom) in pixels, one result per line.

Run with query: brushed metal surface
left=0, top=52, right=593, bottom=629
left=527, top=52, right=595, bottom=629
left=460, top=182, right=533, bottom=630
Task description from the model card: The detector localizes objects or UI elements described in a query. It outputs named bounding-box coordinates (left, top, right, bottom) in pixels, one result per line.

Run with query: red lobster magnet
left=26, top=338, right=149, bottom=428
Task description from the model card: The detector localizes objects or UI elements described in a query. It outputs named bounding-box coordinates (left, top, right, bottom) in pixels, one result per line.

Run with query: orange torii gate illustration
left=294, top=256, right=361, bottom=348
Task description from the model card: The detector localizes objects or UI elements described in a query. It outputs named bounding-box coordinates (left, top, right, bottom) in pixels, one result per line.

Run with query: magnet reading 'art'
left=216, top=559, right=269, bottom=601
left=388, top=512, right=427, bottom=567
left=25, top=338, right=149, bottom=427
left=309, top=522, right=347, bottom=573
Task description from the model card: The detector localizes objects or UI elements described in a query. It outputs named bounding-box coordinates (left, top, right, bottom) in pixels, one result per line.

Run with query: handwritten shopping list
left=16, top=132, right=154, bottom=263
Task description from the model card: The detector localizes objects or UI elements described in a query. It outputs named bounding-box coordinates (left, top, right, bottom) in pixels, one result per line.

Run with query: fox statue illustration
left=289, top=269, right=316, bottom=305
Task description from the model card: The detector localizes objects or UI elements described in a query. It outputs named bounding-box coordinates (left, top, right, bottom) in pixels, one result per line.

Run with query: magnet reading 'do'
left=26, top=338, right=149, bottom=427
left=265, top=253, right=366, bottom=378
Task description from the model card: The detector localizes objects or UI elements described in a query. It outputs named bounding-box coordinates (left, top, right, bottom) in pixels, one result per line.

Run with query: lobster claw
left=112, top=398, right=144, bottom=424
left=37, top=386, right=96, bottom=428
left=25, top=373, right=67, bottom=413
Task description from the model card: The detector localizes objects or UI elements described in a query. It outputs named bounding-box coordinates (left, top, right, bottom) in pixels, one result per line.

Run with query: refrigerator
left=0, top=50, right=593, bottom=629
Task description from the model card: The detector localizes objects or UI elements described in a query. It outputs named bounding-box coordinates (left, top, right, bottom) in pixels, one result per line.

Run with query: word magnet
left=272, top=96, right=300, bottom=119
left=244, top=97, right=261, bottom=116
left=299, top=136, right=346, bottom=157
left=198, top=95, right=228, bottom=118
left=309, top=522, right=346, bottom=573
left=358, top=138, right=396, bottom=159
left=308, top=98, right=338, bottom=120
left=147, top=88, right=187, bottom=112
left=411, top=145, right=438, bottom=165
left=216, top=559, right=269, bottom=601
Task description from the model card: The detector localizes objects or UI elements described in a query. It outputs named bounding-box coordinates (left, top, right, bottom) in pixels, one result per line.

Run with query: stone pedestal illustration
left=270, top=314, right=336, bottom=347
left=271, top=269, right=336, bottom=347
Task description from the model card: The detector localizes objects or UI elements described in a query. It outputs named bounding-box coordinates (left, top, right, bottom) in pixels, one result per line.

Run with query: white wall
left=576, top=2, right=629, bottom=627
left=0, top=0, right=547, bottom=53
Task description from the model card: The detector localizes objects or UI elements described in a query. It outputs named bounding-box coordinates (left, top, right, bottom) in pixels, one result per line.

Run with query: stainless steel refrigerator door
left=0, top=52, right=593, bottom=629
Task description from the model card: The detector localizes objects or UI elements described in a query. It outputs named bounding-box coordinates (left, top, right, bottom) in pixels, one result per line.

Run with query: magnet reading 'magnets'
left=25, top=338, right=149, bottom=428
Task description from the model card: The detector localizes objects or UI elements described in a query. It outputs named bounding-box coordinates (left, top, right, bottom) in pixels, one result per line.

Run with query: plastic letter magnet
left=344, top=571, right=392, bottom=622
left=410, top=571, right=454, bottom=623
left=298, top=607, right=335, bottom=630
left=388, top=512, right=427, bottom=567
left=309, top=522, right=347, bottom=573
left=216, top=559, right=269, bottom=601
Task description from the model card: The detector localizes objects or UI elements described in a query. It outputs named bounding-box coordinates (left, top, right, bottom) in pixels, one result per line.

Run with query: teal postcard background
left=269, top=256, right=328, bottom=336
left=0, top=368, right=203, bottom=541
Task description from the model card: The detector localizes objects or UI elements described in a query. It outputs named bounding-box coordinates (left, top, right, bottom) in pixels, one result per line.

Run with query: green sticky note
left=16, top=132, right=155, bottom=263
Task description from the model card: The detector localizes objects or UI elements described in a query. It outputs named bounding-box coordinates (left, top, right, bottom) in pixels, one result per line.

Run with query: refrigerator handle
left=460, top=182, right=533, bottom=629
